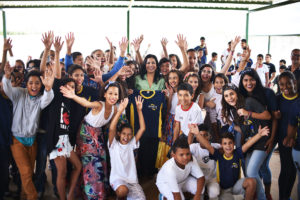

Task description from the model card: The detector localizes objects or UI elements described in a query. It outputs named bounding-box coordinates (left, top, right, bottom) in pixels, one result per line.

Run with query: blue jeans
left=245, top=150, right=268, bottom=200
left=259, top=148, right=274, bottom=186
left=34, top=132, right=48, bottom=193
left=292, top=149, right=300, bottom=198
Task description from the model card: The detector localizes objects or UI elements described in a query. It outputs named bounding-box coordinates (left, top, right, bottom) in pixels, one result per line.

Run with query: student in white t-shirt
left=174, top=83, right=203, bottom=142
left=188, top=124, right=221, bottom=200
left=251, top=54, right=269, bottom=87
left=108, top=96, right=146, bottom=200
left=156, top=136, right=205, bottom=200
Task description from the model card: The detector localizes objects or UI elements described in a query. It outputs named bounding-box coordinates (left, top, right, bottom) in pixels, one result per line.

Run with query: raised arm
left=161, top=37, right=169, bottom=58
left=106, top=37, right=115, bottom=69
left=40, top=65, right=55, bottom=109
left=53, top=36, right=64, bottom=79
left=242, top=125, right=269, bottom=153
left=220, top=36, right=240, bottom=74
left=60, top=85, right=101, bottom=109
left=102, top=37, right=127, bottom=82
left=108, top=98, right=129, bottom=146
left=237, top=46, right=251, bottom=73
left=175, top=34, right=189, bottom=73
left=65, top=32, right=75, bottom=72
left=40, top=31, right=54, bottom=73
left=134, top=96, right=146, bottom=143
left=1, top=38, right=12, bottom=74
left=190, top=124, right=215, bottom=155
left=131, top=35, right=143, bottom=65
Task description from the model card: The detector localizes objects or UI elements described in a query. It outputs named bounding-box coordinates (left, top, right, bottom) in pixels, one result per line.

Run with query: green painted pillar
left=268, top=36, right=271, bottom=54
left=2, top=10, right=7, bottom=39
left=246, top=11, right=249, bottom=43
left=127, top=9, right=130, bottom=54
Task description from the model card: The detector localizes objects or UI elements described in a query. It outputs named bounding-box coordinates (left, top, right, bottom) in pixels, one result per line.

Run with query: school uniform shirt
left=289, top=98, right=300, bottom=151
left=210, top=147, right=243, bottom=189
left=240, top=97, right=269, bottom=151
left=190, top=143, right=221, bottom=181
left=109, top=138, right=139, bottom=185
left=175, top=102, right=203, bottom=136
left=156, top=157, right=204, bottom=193
left=127, top=90, right=166, bottom=138
left=277, top=93, right=299, bottom=143
left=251, top=64, right=269, bottom=86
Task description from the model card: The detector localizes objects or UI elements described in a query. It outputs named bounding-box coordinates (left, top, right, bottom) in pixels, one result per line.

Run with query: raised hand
left=175, top=34, right=188, bottom=51
left=135, top=95, right=144, bottom=111
left=65, top=32, right=75, bottom=53
left=241, top=45, right=251, bottom=62
left=60, top=85, right=76, bottom=99
left=41, top=31, right=54, bottom=50
left=53, top=36, right=64, bottom=52
left=3, top=38, right=12, bottom=51
left=164, top=82, right=174, bottom=97
left=86, top=56, right=101, bottom=69
left=131, top=35, right=143, bottom=52
left=41, top=66, right=54, bottom=91
left=161, top=37, right=168, bottom=47
left=258, top=125, right=269, bottom=137
left=231, top=36, right=241, bottom=51
left=106, top=37, right=113, bottom=49
left=118, top=98, right=129, bottom=111
left=90, top=67, right=103, bottom=84
left=4, top=62, right=13, bottom=78
left=119, top=37, right=128, bottom=56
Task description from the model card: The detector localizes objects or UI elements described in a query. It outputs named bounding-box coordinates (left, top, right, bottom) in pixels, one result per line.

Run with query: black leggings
left=278, top=142, right=296, bottom=199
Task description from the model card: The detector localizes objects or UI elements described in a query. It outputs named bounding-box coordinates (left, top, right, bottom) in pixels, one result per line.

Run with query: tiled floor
left=4, top=151, right=298, bottom=200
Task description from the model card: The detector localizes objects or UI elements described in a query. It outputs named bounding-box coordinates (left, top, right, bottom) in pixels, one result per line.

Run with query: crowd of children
left=0, top=31, right=300, bottom=200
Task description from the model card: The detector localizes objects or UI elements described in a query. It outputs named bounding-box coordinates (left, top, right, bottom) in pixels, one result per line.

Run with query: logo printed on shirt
left=148, top=104, right=157, bottom=111
left=232, top=162, right=238, bottom=169
left=202, top=156, right=210, bottom=163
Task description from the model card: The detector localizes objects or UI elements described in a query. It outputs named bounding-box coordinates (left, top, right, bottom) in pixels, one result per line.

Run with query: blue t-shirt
left=210, top=147, right=243, bottom=189
left=277, top=94, right=299, bottom=143
left=288, top=98, right=300, bottom=151
left=127, top=90, right=166, bottom=138
left=0, top=93, right=13, bottom=146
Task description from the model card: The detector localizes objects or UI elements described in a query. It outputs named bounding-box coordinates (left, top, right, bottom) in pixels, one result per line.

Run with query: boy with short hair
left=173, top=83, right=203, bottom=142
left=156, top=136, right=205, bottom=200
left=188, top=124, right=221, bottom=200
left=189, top=124, right=270, bottom=200
left=208, top=52, right=218, bottom=71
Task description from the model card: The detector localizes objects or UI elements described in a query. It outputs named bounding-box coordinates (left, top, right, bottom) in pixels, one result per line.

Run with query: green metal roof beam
left=251, top=34, right=300, bottom=37
left=249, top=0, right=300, bottom=12
left=0, top=5, right=249, bottom=10
left=0, top=0, right=272, bottom=5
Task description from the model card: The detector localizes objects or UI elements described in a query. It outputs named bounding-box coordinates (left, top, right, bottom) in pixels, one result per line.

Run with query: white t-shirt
left=108, top=138, right=139, bottom=184
left=190, top=143, right=221, bottom=181
left=251, top=64, right=269, bottom=86
left=231, top=73, right=241, bottom=87
left=170, top=93, right=178, bottom=115
left=175, top=103, right=203, bottom=136
left=156, top=157, right=204, bottom=193
left=214, top=93, right=226, bottom=126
